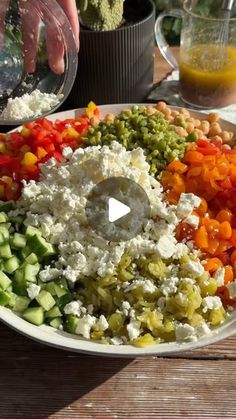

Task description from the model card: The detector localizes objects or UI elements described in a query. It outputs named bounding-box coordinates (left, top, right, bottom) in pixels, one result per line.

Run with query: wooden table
left=1, top=48, right=236, bottom=419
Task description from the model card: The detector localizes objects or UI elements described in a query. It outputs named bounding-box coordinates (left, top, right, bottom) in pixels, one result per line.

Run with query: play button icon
left=108, top=198, right=131, bottom=222
left=85, top=177, right=151, bottom=242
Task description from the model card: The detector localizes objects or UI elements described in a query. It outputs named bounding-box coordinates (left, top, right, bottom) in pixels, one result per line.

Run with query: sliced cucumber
left=3, top=256, right=20, bottom=274
left=25, top=226, right=42, bottom=238
left=0, top=290, right=12, bottom=306
left=23, top=263, right=40, bottom=282
left=49, top=317, right=63, bottom=329
left=23, top=306, right=44, bottom=326
left=57, top=293, right=72, bottom=309
left=25, top=253, right=38, bottom=265
left=0, top=243, right=12, bottom=259
left=0, top=271, right=11, bottom=290
left=12, top=271, right=27, bottom=296
left=20, top=246, right=31, bottom=259
left=36, top=290, right=56, bottom=311
left=0, top=226, right=9, bottom=241
left=0, top=212, right=9, bottom=223
left=65, top=315, right=79, bottom=334
left=45, top=305, right=62, bottom=319
left=13, top=295, right=30, bottom=312
left=11, top=233, right=27, bottom=249
left=27, top=235, right=55, bottom=258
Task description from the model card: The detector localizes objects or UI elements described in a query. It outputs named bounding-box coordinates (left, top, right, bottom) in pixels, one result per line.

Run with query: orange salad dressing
left=179, top=44, right=236, bottom=108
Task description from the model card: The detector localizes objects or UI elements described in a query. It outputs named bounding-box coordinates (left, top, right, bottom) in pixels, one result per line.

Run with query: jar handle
left=155, top=9, right=183, bottom=70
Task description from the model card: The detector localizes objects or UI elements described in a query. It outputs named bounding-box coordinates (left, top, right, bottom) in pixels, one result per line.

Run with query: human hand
left=0, top=0, right=80, bottom=75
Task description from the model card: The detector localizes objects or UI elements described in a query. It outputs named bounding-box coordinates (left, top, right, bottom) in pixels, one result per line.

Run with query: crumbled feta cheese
left=39, top=267, right=62, bottom=282
left=124, top=279, right=157, bottom=294
left=64, top=301, right=83, bottom=316
left=155, top=235, right=176, bottom=259
left=196, top=322, right=211, bottom=337
left=160, top=277, right=179, bottom=296
left=177, top=193, right=201, bottom=218
left=185, top=214, right=199, bottom=228
left=75, top=315, right=96, bottom=339
left=202, top=296, right=222, bottom=313
left=27, top=284, right=41, bottom=300
left=110, top=337, right=123, bottom=345
left=120, top=301, right=131, bottom=316
left=214, top=268, right=225, bottom=286
left=127, top=320, right=141, bottom=340
left=62, top=147, right=73, bottom=159
left=185, top=260, right=204, bottom=278
left=1, top=89, right=63, bottom=120
left=172, top=243, right=189, bottom=259
left=96, top=315, right=109, bottom=331
left=175, top=323, right=197, bottom=342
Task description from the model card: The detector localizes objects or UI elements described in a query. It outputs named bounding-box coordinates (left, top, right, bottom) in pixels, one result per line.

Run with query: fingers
left=0, top=0, right=10, bottom=48
left=19, top=0, right=40, bottom=73
left=57, top=0, right=80, bottom=51
left=45, top=15, right=65, bottom=75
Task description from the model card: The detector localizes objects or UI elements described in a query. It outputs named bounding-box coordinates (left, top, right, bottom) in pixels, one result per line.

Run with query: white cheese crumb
left=202, top=296, right=222, bottom=313
left=27, top=284, right=41, bottom=300
left=214, top=268, right=225, bottom=286
left=64, top=300, right=83, bottom=316
left=96, top=315, right=109, bottom=331
left=127, top=319, right=141, bottom=340
left=110, top=337, right=123, bottom=345
left=185, top=214, right=199, bottom=228
left=175, top=323, right=197, bottom=342
left=1, top=89, right=63, bottom=120
left=196, top=322, right=211, bottom=337
left=160, top=277, right=179, bottom=296
left=185, top=260, right=204, bottom=278
left=75, top=315, right=96, bottom=339
left=155, top=235, right=176, bottom=259
left=177, top=193, right=201, bottom=218
left=124, top=279, right=157, bottom=294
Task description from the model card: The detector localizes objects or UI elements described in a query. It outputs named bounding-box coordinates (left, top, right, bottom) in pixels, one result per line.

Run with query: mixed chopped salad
left=0, top=101, right=236, bottom=347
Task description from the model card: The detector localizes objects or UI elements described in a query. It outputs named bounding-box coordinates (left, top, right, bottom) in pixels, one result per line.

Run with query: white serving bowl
left=1, top=103, right=236, bottom=357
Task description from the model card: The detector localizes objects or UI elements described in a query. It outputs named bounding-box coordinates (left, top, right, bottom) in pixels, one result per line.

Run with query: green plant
left=77, top=0, right=125, bottom=31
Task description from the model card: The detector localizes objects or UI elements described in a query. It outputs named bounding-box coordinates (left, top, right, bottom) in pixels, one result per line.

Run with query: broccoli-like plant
left=77, top=0, right=125, bottom=31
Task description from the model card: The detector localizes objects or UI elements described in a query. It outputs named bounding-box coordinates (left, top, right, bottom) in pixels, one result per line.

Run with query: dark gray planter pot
left=64, top=0, right=155, bottom=108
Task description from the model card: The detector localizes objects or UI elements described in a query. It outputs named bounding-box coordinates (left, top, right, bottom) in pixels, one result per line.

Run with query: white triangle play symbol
left=108, top=197, right=131, bottom=223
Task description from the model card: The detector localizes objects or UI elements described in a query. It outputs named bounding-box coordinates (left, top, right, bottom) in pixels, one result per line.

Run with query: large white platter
left=1, top=103, right=236, bottom=357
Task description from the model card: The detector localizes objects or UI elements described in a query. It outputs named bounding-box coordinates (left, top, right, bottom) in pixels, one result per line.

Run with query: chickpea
left=209, top=122, right=222, bottom=137
left=186, top=122, right=195, bottom=134
left=180, top=108, right=190, bottom=118
left=186, top=117, right=195, bottom=124
left=222, top=144, right=231, bottom=150
left=200, top=120, right=210, bottom=135
left=90, top=116, right=100, bottom=125
left=174, top=126, right=188, bottom=136
left=156, top=101, right=167, bottom=112
left=220, top=131, right=231, bottom=144
left=193, top=119, right=201, bottom=128
left=171, top=110, right=179, bottom=118
left=194, top=128, right=204, bottom=139
left=104, top=113, right=115, bottom=122
left=162, top=107, right=172, bottom=119
left=207, top=112, right=219, bottom=123
left=146, top=106, right=157, bottom=116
